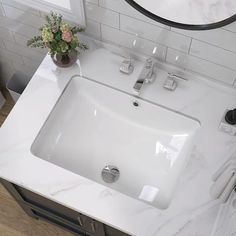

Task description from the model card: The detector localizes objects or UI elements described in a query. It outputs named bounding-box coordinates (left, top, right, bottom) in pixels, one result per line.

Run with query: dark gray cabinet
left=1, top=179, right=130, bottom=236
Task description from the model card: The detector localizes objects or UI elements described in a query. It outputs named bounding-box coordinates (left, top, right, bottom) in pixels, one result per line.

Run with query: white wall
left=0, top=0, right=236, bottom=87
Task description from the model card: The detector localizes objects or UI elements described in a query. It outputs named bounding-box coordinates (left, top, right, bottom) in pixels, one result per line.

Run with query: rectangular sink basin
left=31, top=76, right=200, bottom=209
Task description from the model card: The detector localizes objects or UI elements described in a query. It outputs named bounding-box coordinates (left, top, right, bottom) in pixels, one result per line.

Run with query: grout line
left=1, top=1, right=41, bottom=17
left=96, top=2, right=169, bottom=30
left=86, top=16, right=119, bottom=29
left=87, top=2, right=236, bottom=55
left=164, top=47, right=168, bottom=62
left=168, top=47, right=236, bottom=72
left=192, top=38, right=236, bottom=54
left=0, top=38, right=6, bottom=50
left=166, top=60, right=235, bottom=87
left=99, top=23, right=102, bottom=41
left=188, top=38, right=192, bottom=54
left=89, top=0, right=170, bottom=29
left=0, top=2, right=6, bottom=16
left=221, top=27, right=236, bottom=34
left=119, top=13, right=121, bottom=30
left=163, top=25, right=236, bottom=55
left=120, top=13, right=169, bottom=30
left=100, top=24, right=236, bottom=72
left=118, top=27, right=190, bottom=53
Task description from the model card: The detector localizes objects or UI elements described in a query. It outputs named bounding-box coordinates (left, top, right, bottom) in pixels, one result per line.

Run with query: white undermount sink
left=31, top=75, right=200, bottom=209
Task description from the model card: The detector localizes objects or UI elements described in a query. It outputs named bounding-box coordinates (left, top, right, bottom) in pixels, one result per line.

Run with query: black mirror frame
left=125, top=0, right=236, bottom=30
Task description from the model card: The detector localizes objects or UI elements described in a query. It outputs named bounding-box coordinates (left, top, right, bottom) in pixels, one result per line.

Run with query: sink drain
left=101, top=165, right=120, bottom=183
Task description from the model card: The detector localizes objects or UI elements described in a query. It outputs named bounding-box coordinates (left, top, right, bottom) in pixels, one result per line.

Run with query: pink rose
left=62, top=31, right=73, bottom=42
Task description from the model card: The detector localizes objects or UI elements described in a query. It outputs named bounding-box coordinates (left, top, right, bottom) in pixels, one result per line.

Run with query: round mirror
left=125, top=0, right=236, bottom=30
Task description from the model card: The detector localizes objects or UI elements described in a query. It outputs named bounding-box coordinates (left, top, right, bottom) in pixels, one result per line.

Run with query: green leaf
left=71, top=26, right=85, bottom=34
left=54, top=31, right=62, bottom=41
left=27, top=36, right=45, bottom=48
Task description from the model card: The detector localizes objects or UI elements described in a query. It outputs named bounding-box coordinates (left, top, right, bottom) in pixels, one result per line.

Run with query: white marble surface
left=134, top=0, right=236, bottom=25
left=0, top=40, right=236, bottom=235
left=211, top=190, right=236, bottom=236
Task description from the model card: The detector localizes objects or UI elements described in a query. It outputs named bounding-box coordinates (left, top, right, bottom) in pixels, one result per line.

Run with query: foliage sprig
left=27, top=12, right=88, bottom=55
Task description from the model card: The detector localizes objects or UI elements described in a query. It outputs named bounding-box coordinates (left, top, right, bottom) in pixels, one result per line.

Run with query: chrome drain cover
left=101, top=165, right=120, bottom=183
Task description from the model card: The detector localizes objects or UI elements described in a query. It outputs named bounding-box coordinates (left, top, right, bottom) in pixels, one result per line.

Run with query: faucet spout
left=133, top=58, right=156, bottom=95
left=133, top=78, right=145, bottom=95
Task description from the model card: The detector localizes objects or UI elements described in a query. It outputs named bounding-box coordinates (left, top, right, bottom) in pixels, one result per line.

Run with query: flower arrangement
left=27, top=12, right=88, bottom=67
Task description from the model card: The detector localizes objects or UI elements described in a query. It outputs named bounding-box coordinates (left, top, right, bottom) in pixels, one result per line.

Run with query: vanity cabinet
left=1, top=179, right=130, bottom=236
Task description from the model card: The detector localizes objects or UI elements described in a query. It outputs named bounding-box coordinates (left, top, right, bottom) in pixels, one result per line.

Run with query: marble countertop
left=134, top=0, right=236, bottom=25
left=0, top=41, right=236, bottom=236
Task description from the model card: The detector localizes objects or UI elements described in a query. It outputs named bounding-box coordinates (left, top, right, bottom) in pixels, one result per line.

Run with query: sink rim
left=30, top=74, right=201, bottom=209
left=38, top=74, right=201, bottom=127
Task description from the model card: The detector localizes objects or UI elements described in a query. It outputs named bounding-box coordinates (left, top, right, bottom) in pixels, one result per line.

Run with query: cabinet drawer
left=1, top=180, right=105, bottom=236
left=31, top=208, right=87, bottom=236
left=14, top=184, right=83, bottom=224
left=17, top=187, right=106, bottom=236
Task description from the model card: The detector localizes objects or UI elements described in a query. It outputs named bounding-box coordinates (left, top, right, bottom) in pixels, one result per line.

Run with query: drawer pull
left=77, top=215, right=83, bottom=226
left=91, top=220, right=96, bottom=232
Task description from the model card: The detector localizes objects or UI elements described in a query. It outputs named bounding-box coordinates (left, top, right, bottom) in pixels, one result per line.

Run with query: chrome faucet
left=133, top=58, right=156, bottom=96
left=163, top=72, right=188, bottom=91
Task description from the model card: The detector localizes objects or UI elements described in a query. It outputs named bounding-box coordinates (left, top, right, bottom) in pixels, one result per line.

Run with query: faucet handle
left=163, top=75, right=177, bottom=91
left=168, top=72, right=188, bottom=81
left=120, top=56, right=134, bottom=75
left=163, top=72, right=187, bottom=91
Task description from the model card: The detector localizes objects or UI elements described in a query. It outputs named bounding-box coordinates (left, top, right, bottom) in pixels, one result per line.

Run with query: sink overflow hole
left=101, top=165, right=120, bottom=183
left=132, top=100, right=140, bottom=107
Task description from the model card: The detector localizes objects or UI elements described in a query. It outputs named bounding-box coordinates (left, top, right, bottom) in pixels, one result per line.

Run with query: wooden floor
left=0, top=88, right=74, bottom=236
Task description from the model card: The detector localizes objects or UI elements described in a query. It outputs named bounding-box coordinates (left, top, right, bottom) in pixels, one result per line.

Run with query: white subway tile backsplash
left=86, top=0, right=98, bottom=5
left=2, top=4, right=45, bottom=28
left=0, top=27, right=14, bottom=42
left=190, top=40, right=236, bottom=71
left=84, top=19, right=101, bottom=40
left=223, top=22, right=236, bottom=33
left=166, top=48, right=236, bottom=85
left=99, top=0, right=169, bottom=29
left=13, top=33, right=48, bottom=54
left=120, top=15, right=191, bottom=53
left=172, top=27, right=236, bottom=53
left=4, top=40, right=45, bottom=63
left=85, top=2, right=119, bottom=29
left=101, top=25, right=167, bottom=60
left=13, top=33, right=29, bottom=47
left=3, top=4, right=28, bottom=20
left=0, top=47, right=23, bottom=65
left=1, top=0, right=40, bottom=16
left=0, top=16, right=39, bottom=38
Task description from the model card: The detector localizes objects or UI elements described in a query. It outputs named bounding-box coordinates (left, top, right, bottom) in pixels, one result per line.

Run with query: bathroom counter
left=0, top=43, right=236, bottom=236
